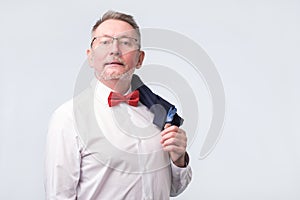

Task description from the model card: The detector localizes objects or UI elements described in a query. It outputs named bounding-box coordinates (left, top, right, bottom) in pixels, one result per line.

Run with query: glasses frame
left=90, top=35, right=140, bottom=50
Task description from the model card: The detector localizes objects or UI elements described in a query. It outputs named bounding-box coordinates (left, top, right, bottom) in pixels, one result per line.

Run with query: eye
left=98, top=37, right=112, bottom=45
left=100, top=40, right=110, bottom=45
left=120, top=37, right=135, bottom=46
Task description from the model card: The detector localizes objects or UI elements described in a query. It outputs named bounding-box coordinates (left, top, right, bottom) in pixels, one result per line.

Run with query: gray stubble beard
left=95, top=66, right=135, bottom=81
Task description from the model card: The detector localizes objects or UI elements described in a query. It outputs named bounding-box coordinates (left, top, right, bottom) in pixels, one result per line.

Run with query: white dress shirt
left=44, top=79, right=192, bottom=200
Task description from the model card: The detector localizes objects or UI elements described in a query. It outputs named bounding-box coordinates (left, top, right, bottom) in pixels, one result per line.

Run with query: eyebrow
left=96, top=34, right=134, bottom=38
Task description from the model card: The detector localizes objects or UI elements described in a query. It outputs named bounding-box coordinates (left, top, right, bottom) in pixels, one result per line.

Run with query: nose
left=109, top=39, right=121, bottom=56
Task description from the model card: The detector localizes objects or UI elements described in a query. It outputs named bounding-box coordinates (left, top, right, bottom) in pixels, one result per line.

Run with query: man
left=45, top=10, right=192, bottom=200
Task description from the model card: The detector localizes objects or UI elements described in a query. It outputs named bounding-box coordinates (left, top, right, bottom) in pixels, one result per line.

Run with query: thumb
left=164, top=123, right=172, bottom=129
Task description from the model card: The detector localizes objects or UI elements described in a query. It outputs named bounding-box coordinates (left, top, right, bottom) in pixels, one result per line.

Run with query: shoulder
left=46, top=99, right=83, bottom=153
left=48, top=99, right=74, bottom=131
left=48, top=86, right=94, bottom=133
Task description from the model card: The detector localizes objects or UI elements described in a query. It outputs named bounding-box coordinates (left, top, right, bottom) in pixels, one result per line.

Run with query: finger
left=164, top=123, right=172, bottom=129
left=161, top=128, right=187, bottom=142
left=162, top=137, right=180, bottom=147
left=161, top=125, right=179, bottom=136
left=161, top=134, right=187, bottom=148
left=162, top=145, right=185, bottom=155
left=160, top=131, right=181, bottom=144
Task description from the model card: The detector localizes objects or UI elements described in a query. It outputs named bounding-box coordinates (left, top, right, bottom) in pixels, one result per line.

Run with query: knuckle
left=171, top=132, right=177, bottom=138
left=170, top=138, right=176, bottom=144
left=169, top=146, right=175, bottom=151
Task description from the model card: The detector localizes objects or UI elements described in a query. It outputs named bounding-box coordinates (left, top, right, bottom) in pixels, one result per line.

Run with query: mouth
left=105, top=61, right=125, bottom=66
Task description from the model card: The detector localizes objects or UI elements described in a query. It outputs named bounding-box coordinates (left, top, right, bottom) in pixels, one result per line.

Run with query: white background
left=0, top=0, right=299, bottom=199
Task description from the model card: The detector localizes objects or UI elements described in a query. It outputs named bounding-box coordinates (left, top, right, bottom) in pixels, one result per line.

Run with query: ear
left=86, top=48, right=94, bottom=67
left=136, top=50, right=145, bottom=69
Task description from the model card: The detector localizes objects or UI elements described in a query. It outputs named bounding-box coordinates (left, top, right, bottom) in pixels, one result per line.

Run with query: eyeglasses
left=90, top=35, right=140, bottom=52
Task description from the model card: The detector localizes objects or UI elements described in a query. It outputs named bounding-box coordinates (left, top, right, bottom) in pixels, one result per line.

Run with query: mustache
left=104, top=56, right=126, bottom=66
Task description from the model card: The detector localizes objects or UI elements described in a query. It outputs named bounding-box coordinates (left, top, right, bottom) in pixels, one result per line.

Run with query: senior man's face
left=87, top=19, right=144, bottom=81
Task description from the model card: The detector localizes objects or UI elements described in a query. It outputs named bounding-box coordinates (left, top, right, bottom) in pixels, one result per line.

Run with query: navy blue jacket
left=131, top=74, right=184, bottom=130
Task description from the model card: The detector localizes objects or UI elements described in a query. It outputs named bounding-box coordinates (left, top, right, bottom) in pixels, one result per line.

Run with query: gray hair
left=91, top=10, right=141, bottom=44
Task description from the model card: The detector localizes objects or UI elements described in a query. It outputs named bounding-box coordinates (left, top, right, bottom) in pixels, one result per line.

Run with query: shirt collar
left=93, top=79, right=132, bottom=105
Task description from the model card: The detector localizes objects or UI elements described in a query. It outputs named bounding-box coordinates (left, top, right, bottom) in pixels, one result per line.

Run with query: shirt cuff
left=170, top=153, right=191, bottom=181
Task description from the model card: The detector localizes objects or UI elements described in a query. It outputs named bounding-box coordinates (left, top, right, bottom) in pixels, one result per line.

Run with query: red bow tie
left=108, top=90, right=140, bottom=107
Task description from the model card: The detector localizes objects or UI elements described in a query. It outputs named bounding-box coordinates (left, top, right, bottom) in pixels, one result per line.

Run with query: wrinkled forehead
left=92, top=19, right=139, bottom=38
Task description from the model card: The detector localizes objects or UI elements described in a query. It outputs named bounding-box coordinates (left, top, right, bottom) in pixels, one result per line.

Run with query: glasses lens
left=92, top=36, right=139, bottom=53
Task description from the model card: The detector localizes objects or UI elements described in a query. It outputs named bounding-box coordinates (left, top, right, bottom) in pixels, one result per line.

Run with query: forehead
left=93, top=19, right=137, bottom=37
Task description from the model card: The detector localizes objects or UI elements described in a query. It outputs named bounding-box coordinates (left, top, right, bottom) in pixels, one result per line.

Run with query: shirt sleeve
left=169, top=153, right=192, bottom=197
left=44, top=108, right=81, bottom=200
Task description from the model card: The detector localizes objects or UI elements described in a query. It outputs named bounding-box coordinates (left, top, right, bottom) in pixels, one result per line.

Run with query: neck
left=99, top=78, right=131, bottom=94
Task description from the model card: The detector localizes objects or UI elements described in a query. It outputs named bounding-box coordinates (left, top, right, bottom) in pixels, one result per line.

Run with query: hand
left=160, top=123, right=187, bottom=167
